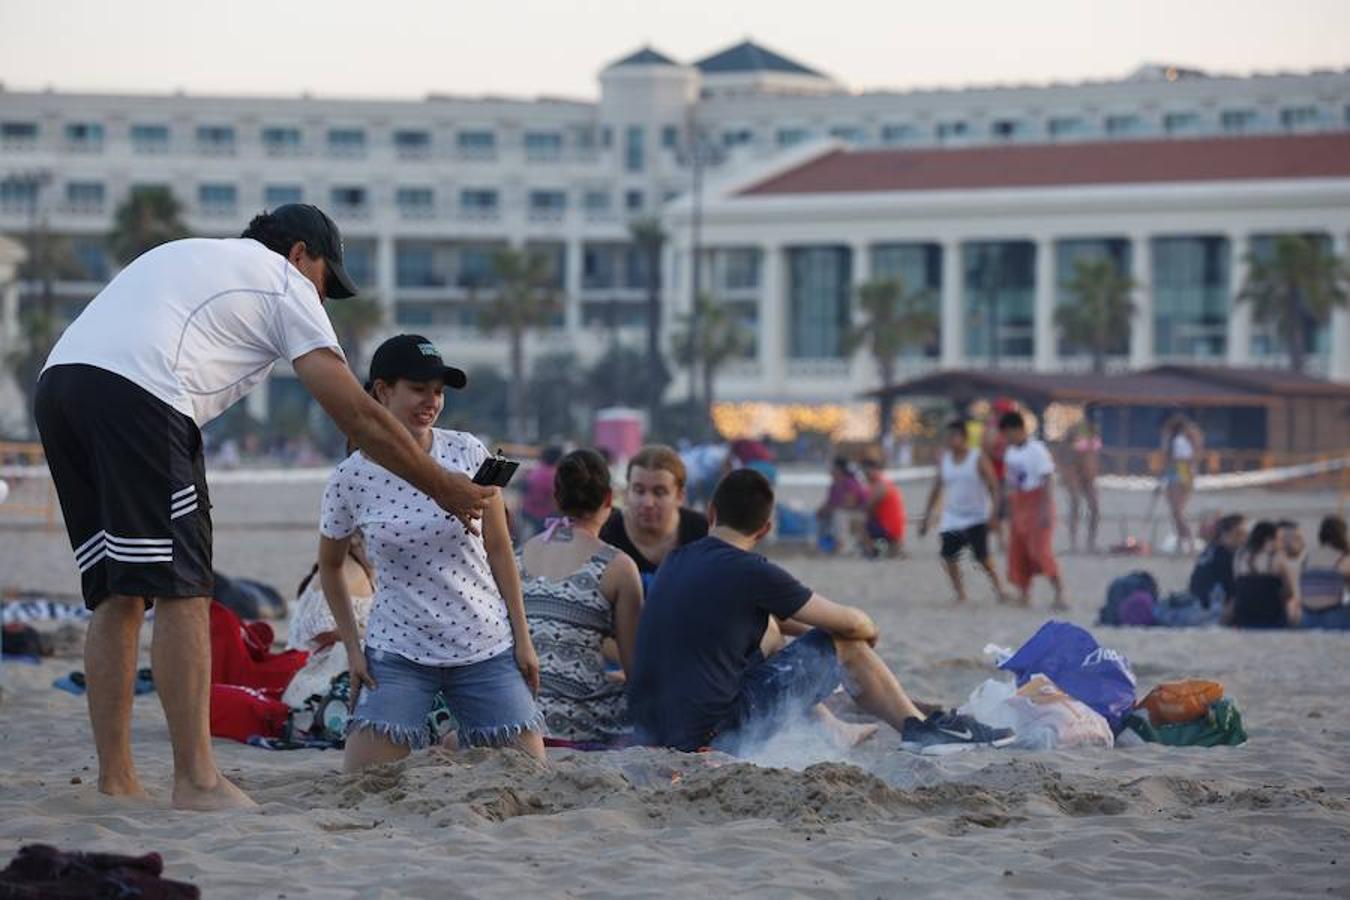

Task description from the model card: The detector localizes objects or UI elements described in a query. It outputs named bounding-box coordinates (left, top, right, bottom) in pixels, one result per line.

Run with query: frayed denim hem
left=347, top=717, right=434, bottom=751
left=458, top=710, right=547, bottom=749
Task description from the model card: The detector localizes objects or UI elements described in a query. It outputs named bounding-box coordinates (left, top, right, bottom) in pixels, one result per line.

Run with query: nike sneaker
left=899, top=711, right=1016, bottom=755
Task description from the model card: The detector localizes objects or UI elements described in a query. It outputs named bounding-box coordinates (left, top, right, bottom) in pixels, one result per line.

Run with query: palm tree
left=1055, top=257, right=1137, bottom=374
left=107, top=186, right=190, bottom=267
left=628, top=217, right=667, bottom=425
left=672, top=294, right=752, bottom=437
left=326, top=294, right=385, bottom=376
left=1239, top=235, right=1349, bottom=373
left=479, top=247, right=561, bottom=440
left=844, top=276, right=939, bottom=443
left=6, top=227, right=84, bottom=433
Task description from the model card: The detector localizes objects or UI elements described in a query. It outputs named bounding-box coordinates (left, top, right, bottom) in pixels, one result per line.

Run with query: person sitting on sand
left=859, top=458, right=906, bottom=558
left=918, top=419, right=1007, bottom=605
left=520, top=449, right=644, bottom=746
left=282, top=532, right=376, bottom=709
left=816, top=457, right=868, bottom=555
left=600, top=445, right=709, bottom=589
left=1227, top=520, right=1301, bottom=629
left=627, top=468, right=1015, bottom=756
left=999, top=411, right=1066, bottom=610
left=1188, top=514, right=1245, bottom=612
left=1299, top=515, right=1350, bottom=630
left=319, top=335, right=545, bottom=771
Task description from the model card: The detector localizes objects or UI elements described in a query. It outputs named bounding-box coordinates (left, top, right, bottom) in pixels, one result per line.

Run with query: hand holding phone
left=472, top=452, right=520, bottom=488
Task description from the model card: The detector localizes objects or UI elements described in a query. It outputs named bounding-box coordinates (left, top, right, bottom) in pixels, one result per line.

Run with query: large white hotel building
left=1, top=40, right=1348, bottom=431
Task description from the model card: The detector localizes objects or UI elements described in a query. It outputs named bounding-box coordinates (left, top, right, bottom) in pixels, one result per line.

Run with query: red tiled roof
left=740, top=134, right=1350, bottom=196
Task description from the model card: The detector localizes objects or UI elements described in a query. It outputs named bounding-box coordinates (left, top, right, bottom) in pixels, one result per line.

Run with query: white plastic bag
left=961, top=674, right=1114, bottom=751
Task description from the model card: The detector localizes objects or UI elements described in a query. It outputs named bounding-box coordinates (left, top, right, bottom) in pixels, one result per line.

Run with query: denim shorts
left=351, top=646, right=544, bottom=750
left=711, top=629, right=844, bottom=750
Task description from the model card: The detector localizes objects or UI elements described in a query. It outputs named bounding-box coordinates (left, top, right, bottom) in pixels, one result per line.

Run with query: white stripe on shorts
left=170, top=502, right=199, bottom=520
left=170, top=485, right=196, bottom=501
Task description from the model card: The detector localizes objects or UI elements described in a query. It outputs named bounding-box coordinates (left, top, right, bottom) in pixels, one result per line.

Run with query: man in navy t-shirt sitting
left=627, top=468, right=1015, bottom=755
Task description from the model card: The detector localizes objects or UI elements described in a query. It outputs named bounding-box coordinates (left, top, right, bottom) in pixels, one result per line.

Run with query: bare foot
left=172, top=772, right=257, bottom=811
left=1051, top=597, right=1070, bottom=612
left=97, top=773, right=151, bottom=800
left=821, top=716, right=880, bottom=749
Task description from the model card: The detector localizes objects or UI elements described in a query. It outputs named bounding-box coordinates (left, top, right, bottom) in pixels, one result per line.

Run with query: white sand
left=2, top=479, right=1348, bottom=898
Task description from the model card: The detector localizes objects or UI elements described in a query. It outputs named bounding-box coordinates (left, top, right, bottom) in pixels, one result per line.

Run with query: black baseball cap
left=269, top=203, right=359, bottom=300
left=367, top=334, right=468, bottom=390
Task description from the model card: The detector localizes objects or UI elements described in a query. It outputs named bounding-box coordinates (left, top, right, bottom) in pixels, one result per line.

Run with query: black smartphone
left=472, top=454, right=520, bottom=488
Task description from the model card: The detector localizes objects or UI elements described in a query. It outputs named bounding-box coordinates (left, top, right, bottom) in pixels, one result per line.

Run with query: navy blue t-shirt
left=627, top=536, right=812, bottom=750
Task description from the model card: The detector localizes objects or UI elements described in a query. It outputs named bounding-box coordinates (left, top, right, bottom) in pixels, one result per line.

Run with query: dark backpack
left=1099, top=571, right=1159, bottom=625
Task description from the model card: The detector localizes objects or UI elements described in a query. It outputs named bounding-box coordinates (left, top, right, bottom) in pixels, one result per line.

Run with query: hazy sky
left=2, top=0, right=1347, bottom=100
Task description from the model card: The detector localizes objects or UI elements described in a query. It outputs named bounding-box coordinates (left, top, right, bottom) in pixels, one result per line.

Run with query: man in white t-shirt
left=33, top=205, right=495, bottom=810
left=998, top=411, right=1066, bottom=610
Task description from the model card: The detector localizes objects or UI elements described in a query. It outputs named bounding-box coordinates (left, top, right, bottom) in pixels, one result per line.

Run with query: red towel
left=208, top=600, right=308, bottom=695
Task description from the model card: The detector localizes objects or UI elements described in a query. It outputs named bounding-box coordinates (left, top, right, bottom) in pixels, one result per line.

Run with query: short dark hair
left=553, top=449, right=611, bottom=518
left=711, top=468, right=775, bottom=535
left=946, top=418, right=970, bottom=436
left=1318, top=515, right=1347, bottom=553
left=1215, top=514, right=1245, bottom=538
left=1245, top=520, right=1278, bottom=556
left=241, top=211, right=320, bottom=260
left=998, top=411, right=1026, bottom=432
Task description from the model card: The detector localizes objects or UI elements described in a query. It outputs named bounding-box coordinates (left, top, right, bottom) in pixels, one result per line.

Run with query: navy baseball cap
left=367, top=334, right=468, bottom=390
left=269, top=203, right=359, bottom=300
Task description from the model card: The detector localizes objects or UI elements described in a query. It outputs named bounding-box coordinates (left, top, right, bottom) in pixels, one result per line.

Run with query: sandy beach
left=2, top=476, right=1347, bottom=898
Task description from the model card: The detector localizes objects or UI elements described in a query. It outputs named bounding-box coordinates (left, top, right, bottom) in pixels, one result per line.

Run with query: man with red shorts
left=998, top=411, right=1067, bottom=610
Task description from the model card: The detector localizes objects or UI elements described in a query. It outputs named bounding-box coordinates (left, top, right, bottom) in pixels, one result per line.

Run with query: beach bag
left=1000, top=621, right=1137, bottom=732
left=1125, top=699, right=1247, bottom=747
left=209, top=684, right=291, bottom=743
left=1099, top=571, right=1159, bottom=625
left=1137, top=679, right=1225, bottom=725
left=962, top=674, right=1113, bottom=750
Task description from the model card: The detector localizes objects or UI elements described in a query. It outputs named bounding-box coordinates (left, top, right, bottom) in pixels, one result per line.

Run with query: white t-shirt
left=44, top=238, right=343, bottom=426
left=1171, top=433, right=1195, bottom=461
left=319, top=429, right=513, bottom=667
left=1004, top=440, right=1056, bottom=493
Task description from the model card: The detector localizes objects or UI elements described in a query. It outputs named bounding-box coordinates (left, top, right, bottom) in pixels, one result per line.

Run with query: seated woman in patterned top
left=520, top=449, right=644, bottom=746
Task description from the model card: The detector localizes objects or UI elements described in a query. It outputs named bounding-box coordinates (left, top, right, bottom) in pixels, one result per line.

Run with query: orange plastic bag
left=1137, top=679, right=1224, bottom=724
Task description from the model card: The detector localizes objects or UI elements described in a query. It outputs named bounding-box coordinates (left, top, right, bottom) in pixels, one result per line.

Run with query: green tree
left=1239, top=235, right=1349, bottom=373
left=528, top=352, right=586, bottom=442
left=479, top=247, right=561, bottom=440
left=844, top=276, right=939, bottom=443
left=672, top=294, right=752, bottom=437
left=628, top=217, right=667, bottom=423
left=326, top=294, right=385, bottom=376
left=6, top=227, right=85, bottom=435
left=106, top=186, right=190, bottom=267
left=1054, top=257, right=1137, bottom=374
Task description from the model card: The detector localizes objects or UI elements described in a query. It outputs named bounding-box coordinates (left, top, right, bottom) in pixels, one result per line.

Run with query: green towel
left=1125, top=699, right=1248, bottom=747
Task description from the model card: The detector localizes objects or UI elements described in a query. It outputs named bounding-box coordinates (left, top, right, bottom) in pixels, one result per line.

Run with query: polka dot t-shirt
left=319, top=428, right=513, bottom=667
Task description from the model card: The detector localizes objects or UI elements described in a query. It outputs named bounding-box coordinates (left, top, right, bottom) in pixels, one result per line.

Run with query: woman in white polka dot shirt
left=317, top=335, right=544, bottom=772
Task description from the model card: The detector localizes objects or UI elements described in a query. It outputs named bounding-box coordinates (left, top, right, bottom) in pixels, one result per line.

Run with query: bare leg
left=343, top=728, right=412, bottom=774
left=84, top=595, right=148, bottom=798
left=976, top=557, right=1007, bottom=603
left=811, top=703, right=878, bottom=748
left=1085, top=486, right=1100, bottom=553
left=1049, top=574, right=1068, bottom=611
left=1067, top=488, right=1081, bottom=553
left=942, top=558, right=968, bottom=605
left=831, top=636, right=925, bottom=732
left=152, top=597, right=255, bottom=810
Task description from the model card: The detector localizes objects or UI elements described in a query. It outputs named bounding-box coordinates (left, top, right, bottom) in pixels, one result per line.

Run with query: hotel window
left=261, top=126, right=302, bottom=156
left=600, top=126, right=612, bottom=148
left=720, top=248, right=760, bottom=291
left=1054, top=239, right=1132, bottom=358
left=583, top=190, right=610, bottom=214
left=936, top=121, right=968, bottom=143
left=661, top=125, right=680, bottom=149
left=394, top=129, right=432, bottom=158
left=528, top=190, right=566, bottom=215
left=330, top=186, right=367, bottom=211
left=196, top=125, right=236, bottom=154
left=1220, top=110, right=1257, bottom=134
left=342, top=242, right=375, bottom=287
left=264, top=185, right=303, bottom=207
left=1, top=121, right=39, bottom=146
left=776, top=127, right=809, bottom=147
left=625, top=125, right=645, bottom=172
left=524, top=131, right=563, bottom=160
left=1048, top=116, right=1088, bottom=138
left=787, top=247, right=852, bottom=359
left=198, top=183, right=238, bottom=212
left=72, top=237, right=110, bottom=281
left=396, top=244, right=441, bottom=287
left=582, top=245, right=618, bottom=289
left=396, top=187, right=435, bottom=217
left=1105, top=114, right=1144, bottom=136
left=625, top=189, right=644, bottom=212
left=130, top=124, right=170, bottom=154
left=829, top=125, right=865, bottom=144
left=457, top=246, right=498, bottom=288
left=1280, top=105, right=1321, bottom=131
left=722, top=128, right=753, bottom=147
left=991, top=119, right=1027, bottom=141
left=65, top=181, right=105, bottom=212
left=871, top=243, right=942, bottom=359
left=65, top=122, right=105, bottom=151
left=460, top=189, right=499, bottom=214
left=963, top=241, right=1036, bottom=361
left=0, top=179, right=38, bottom=208
left=328, top=128, right=366, bottom=156
left=1163, top=112, right=1202, bottom=135
left=881, top=123, right=919, bottom=145
left=457, top=130, right=497, bottom=157
left=1151, top=236, right=1229, bottom=358
left=575, top=126, right=596, bottom=151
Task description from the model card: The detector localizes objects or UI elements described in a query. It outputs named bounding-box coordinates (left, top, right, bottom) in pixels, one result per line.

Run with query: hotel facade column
left=1033, top=236, right=1057, bottom=372
left=1331, top=229, right=1350, bottom=382
left=1129, top=233, right=1154, bottom=370
left=564, top=238, right=584, bottom=335
left=758, top=243, right=785, bottom=395
left=940, top=238, right=964, bottom=368
left=376, top=232, right=397, bottom=324
left=1226, top=232, right=1252, bottom=367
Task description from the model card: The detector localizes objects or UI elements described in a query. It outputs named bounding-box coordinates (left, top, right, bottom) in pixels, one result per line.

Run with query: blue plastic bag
left=999, top=621, right=1137, bottom=732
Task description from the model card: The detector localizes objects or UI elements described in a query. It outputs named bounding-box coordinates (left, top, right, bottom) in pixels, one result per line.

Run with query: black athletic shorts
left=940, top=523, right=989, bottom=562
left=34, top=364, right=213, bottom=609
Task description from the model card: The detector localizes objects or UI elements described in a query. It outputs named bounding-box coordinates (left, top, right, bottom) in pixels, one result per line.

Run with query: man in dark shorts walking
left=34, top=205, right=496, bottom=810
left=919, top=419, right=1007, bottom=604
